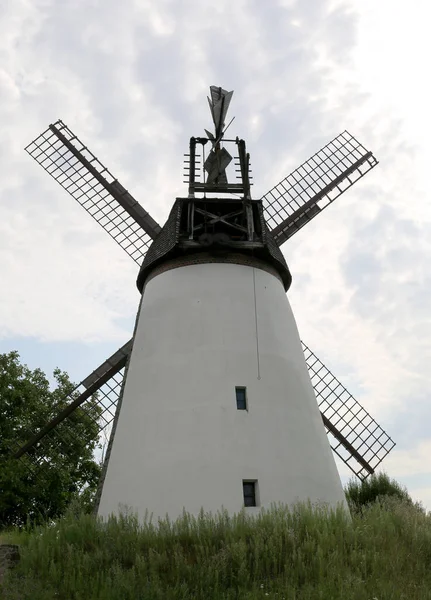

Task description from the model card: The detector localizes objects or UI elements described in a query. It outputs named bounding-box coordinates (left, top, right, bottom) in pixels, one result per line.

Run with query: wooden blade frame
left=302, top=343, right=396, bottom=480
left=25, top=120, right=161, bottom=264
left=263, top=131, right=378, bottom=245
left=12, top=341, right=131, bottom=481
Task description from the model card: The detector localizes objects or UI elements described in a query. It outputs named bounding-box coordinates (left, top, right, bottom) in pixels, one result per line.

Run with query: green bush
left=344, top=471, right=418, bottom=514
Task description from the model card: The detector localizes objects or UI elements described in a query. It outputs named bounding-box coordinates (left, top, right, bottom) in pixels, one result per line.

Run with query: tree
left=344, top=471, right=415, bottom=513
left=0, top=351, right=102, bottom=528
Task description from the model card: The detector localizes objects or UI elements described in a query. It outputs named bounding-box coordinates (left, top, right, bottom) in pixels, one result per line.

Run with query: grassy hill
left=1, top=490, right=430, bottom=600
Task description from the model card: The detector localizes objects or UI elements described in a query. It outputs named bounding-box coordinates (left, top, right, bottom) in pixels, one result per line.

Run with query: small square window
left=235, top=386, right=247, bottom=410
left=243, top=480, right=258, bottom=507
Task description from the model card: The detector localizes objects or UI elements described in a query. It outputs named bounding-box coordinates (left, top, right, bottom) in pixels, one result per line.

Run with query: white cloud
left=383, top=440, right=431, bottom=479
left=0, top=193, right=138, bottom=342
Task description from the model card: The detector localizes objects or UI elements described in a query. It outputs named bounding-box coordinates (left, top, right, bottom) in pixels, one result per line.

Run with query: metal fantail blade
left=207, top=86, right=233, bottom=140
left=205, top=86, right=234, bottom=185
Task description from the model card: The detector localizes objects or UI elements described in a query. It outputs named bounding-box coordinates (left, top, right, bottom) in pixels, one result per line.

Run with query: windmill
left=13, top=86, right=395, bottom=521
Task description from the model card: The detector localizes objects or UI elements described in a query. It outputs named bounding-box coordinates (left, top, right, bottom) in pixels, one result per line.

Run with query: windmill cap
left=136, top=198, right=292, bottom=293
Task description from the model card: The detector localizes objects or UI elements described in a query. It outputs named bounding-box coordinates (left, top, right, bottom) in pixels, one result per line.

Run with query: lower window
left=243, top=480, right=258, bottom=507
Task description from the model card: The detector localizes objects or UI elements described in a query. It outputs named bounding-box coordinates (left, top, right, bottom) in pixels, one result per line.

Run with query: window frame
left=235, top=386, right=248, bottom=411
left=242, top=479, right=258, bottom=507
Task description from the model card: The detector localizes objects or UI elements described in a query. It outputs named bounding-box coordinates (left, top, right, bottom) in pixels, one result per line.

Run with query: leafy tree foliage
left=0, top=351, right=102, bottom=528
left=345, top=471, right=416, bottom=513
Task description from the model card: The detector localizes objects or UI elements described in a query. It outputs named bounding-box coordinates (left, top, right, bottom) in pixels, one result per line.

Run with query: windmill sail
left=12, top=341, right=131, bottom=463
left=25, top=120, right=161, bottom=264
left=302, top=343, right=396, bottom=480
left=262, top=131, right=378, bottom=245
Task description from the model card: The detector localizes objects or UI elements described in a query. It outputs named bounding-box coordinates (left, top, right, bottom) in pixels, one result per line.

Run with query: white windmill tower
left=14, top=86, right=395, bottom=522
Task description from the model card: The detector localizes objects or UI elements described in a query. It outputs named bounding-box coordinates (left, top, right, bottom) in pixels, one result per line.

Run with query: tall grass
left=1, top=497, right=431, bottom=600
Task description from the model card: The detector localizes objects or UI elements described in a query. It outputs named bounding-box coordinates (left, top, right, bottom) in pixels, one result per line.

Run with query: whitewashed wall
left=98, top=262, right=347, bottom=522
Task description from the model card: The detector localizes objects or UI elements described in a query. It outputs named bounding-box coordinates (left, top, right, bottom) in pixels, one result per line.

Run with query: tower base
left=97, top=260, right=348, bottom=522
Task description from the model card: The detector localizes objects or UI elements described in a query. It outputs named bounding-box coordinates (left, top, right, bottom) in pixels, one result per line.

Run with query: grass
left=1, top=495, right=431, bottom=600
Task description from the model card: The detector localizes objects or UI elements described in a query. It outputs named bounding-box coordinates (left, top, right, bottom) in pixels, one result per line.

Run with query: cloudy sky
left=1, top=0, right=430, bottom=509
